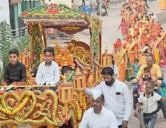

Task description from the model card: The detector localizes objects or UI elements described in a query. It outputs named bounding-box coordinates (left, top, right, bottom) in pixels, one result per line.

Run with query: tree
left=0, top=21, right=12, bottom=68
left=15, top=34, right=30, bottom=53
left=0, top=21, right=30, bottom=83
left=0, top=21, right=13, bottom=82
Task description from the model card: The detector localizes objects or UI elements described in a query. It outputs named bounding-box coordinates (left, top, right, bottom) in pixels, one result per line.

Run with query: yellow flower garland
left=0, top=95, right=30, bottom=115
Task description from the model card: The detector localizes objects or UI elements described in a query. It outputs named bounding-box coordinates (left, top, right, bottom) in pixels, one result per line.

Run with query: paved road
left=73, top=3, right=122, bottom=53
left=108, top=1, right=166, bottom=127
left=148, top=0, right=166, bottom=30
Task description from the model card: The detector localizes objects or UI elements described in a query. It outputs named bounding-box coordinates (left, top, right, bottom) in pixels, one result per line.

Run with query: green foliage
left=0, top=67, right=2, bottom=83
left=0, top=21, right=12, bottom=67
left=15, top=34, right=30, bottom=53
left=0, top=21, right=30, bottom=82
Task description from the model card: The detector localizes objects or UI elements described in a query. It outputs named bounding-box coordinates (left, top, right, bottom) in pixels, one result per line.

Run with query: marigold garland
left=0, top=95, right=30, bottom=115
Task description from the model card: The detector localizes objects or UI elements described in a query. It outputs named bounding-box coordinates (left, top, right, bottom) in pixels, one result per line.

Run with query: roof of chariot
left=22, top=3, right=89, bottom=27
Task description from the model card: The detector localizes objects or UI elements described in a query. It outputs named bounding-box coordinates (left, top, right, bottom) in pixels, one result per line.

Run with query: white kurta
left=85, top=79, right=132, bottom=126
left=36, top=61, right=60, bottom=85
left=79, top=107, right=118, bottom=128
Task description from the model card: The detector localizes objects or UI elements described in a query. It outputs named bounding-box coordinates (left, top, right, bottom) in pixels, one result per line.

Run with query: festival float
left=1, top=1, right=166, bottom=128
left=0, top=3, right=102, bottom=128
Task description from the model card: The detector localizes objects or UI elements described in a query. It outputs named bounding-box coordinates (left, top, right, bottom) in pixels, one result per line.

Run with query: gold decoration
left=0, top=90, right=59, bottom=126
left=0, top=88, right=85, bottom=128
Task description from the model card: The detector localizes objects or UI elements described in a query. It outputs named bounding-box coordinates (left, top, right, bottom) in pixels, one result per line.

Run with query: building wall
left=10, top=0, right=41, bottom=30
left=0, top=0, right=10, bottom=24
left=9, top=0, right=41, bottom=38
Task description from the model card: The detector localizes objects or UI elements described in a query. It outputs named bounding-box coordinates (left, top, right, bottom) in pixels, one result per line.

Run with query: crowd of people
left=80, top=0, right=166, bottom=128
left=113, top=0, right=166, bottom=127
left=78, top=0, right=110, bottom=16
left=116, top=0, right=166, bottom=66
left=1, top=0, right=166, bottom=128
left=2, top=47, right=166, bottom=128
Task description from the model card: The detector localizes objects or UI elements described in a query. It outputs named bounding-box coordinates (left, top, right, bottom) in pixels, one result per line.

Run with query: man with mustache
left=82, top=67, right=132, bottom=128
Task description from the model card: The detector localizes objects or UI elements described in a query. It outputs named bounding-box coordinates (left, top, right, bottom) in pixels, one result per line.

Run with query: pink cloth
left=159, top=47, right=166, bottom=62
left=119, top=22, right=128, bottom=36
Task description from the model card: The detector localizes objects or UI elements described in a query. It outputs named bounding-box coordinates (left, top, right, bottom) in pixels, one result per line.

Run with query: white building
left=0, top=0, right=10, bottom=24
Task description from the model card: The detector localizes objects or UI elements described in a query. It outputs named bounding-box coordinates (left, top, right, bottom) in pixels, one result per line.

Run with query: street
left=74, top=1, right=166, bottom=127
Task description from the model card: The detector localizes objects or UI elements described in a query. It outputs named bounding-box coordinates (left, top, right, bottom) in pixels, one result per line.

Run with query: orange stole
left=118, top=63, right=126, bottom=81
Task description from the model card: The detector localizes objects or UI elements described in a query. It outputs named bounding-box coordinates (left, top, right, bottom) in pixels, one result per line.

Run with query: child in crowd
left=131, top=58, right=140, bottom=77
left=3, top=48, right=26, bottom=85
left=61, top=66, right=75, bottom=82
left=133, top=67, right=156, bottom=109
left=134, top=81, right=166, bottom=128
left=138, top=67, right=152, bottom=93
left=36, top=47, right=60, bottom=86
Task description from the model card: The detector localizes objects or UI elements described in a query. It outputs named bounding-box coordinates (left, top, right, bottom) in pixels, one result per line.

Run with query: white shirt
left=79, top=107, right=118, bottom=128
left=151, top=14, right=158, bottom=22
left=85, top=79, right=132, bottom=125
left=36, top=61, right=60, bottom=86
left=138, top=92, right=161, bottom=114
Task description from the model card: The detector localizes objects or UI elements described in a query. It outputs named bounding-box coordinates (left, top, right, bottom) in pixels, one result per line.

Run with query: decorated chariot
left=0, top=3, right=106, bottom=128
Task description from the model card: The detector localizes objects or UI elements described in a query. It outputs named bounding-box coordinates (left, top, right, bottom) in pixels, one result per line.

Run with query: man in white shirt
left=36, top=47, right=60, bottom=86
left=79, top=89, right=118, bottom=128
left=83, top=67, right=132, bottom=128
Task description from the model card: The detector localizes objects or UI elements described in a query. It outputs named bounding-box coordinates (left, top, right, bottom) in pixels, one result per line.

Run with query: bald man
left=136, top=55, right=162, bottom=88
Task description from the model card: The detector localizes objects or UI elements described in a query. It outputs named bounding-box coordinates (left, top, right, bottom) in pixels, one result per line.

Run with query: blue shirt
left=131, top=64, right=140, bottom=76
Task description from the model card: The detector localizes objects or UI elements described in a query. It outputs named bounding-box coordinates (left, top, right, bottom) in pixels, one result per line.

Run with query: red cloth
left=127, top=35, right=132, bottom=41
left=114, top=40, right=122, bottom=48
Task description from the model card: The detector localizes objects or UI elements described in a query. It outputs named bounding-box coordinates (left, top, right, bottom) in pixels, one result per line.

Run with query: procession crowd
left=1, top=0, right=166, bottom=128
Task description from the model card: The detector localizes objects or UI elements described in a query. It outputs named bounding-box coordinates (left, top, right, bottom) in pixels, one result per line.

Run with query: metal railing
left=109, top=0, right=125, bottom=4
left=11, top=27, right=27, bottom=40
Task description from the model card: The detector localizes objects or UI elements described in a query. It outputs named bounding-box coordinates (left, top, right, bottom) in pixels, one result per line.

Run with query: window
left=10, top=5, right=15, bottom=29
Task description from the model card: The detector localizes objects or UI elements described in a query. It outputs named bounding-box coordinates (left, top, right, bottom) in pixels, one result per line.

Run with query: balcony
left=11, top=27, right=27, bottom=40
